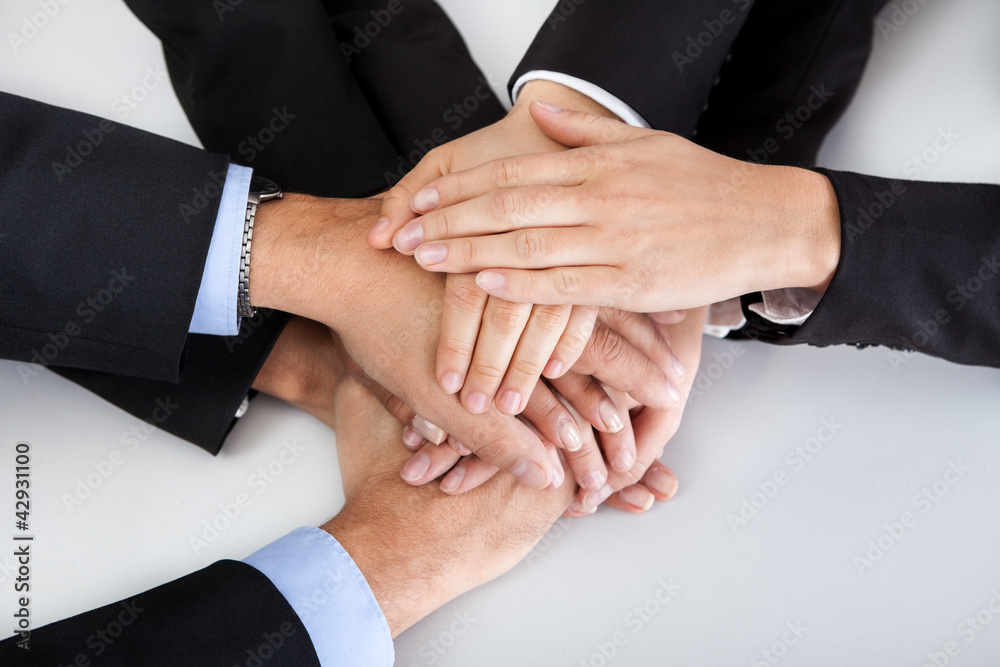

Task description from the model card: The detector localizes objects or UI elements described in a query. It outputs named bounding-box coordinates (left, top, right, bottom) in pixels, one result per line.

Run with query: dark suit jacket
left=1, top=1, right=502, bottom=664
left=514, top=0, right=1000, bottom=368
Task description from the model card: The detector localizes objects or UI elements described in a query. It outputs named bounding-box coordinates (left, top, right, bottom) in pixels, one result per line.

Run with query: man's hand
left=390, top=104, right=842, bottom=311
left=322, top=378, right=576, bottom=636
left=247, top=195, right=558, bottom=489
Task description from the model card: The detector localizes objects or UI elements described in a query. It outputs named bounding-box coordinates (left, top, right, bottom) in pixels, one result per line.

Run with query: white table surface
left=2, top=1, right=1000, bottom=665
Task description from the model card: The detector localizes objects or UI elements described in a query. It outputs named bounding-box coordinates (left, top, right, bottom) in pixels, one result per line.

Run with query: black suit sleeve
left=743, top=171, right=1000, bottom=369
left=0, top=92, right=230, bottom=383
left=0, top=560, right=321, bottom=666
left=511, top=0, right=755, bottom=137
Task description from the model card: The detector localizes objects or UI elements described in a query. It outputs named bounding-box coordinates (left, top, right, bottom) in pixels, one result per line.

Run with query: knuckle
left=508, top=357, right=543, bottom=381
left=531, top=305, right=569, bottom=335
left=487, top=301, right=528, bottom=331
left=470, top=359, right=507, bottom=382
left=515, top=229, right=547, bottom=264
left=552, top=269, right=583, bottom=297
left=493, top=158, right=522, bottom=188
left=447, top=278, right=486, bottom=311
left=440, top=337, right=475, bottom=360
left=492, top=189, right=521, bottom=223
left=593, top=327, right=628, bottom=365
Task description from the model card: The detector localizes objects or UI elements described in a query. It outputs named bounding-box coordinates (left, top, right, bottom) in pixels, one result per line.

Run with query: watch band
left=237, top=177, right=282, bottom=319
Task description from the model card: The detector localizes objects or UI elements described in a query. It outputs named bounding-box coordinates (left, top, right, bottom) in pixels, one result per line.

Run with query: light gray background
left=1, top=1, right=999, bottom=665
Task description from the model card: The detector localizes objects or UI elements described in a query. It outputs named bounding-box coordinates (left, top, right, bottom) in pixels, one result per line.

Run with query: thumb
left=528, top=100, right=647, bottom=148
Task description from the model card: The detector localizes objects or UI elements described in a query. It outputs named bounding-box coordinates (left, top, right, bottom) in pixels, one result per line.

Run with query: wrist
left=756, top=167, right=841, bottom=295
left=249, top=194, right=382, bottom=326
left=321, top=494, right=458, bottom=637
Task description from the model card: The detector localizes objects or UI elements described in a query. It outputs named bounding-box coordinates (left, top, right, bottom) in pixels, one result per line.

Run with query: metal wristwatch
left=237, top=176, right=283, bottom=318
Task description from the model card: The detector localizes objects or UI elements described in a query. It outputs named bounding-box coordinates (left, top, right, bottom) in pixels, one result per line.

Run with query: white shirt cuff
left=749, top=288, right=822, bottom=326
left=188, top=163, right=252, bottom=336
left=243, top=526, right=394, bottom=667
left=512, top=70, right=651, bottom=129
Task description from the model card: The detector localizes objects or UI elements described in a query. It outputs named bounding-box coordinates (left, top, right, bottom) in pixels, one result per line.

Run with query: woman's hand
left=389, top=103, right=842, bottom=312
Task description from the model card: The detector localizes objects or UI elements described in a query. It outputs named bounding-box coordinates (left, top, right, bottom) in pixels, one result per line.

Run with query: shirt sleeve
left=515, top=71, right=821, bottom=334
left=188, top=163, right=252, bottom=336
left=243, top=526, right=394, bottom=667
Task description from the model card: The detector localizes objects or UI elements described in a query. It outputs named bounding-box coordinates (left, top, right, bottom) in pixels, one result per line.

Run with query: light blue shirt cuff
left=243, top=526, right=394, bottom=667
left=188, top=163, right=252, bottom=335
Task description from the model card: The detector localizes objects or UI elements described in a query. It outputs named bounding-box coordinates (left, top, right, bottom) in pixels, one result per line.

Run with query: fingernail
left=393, top=223, right=424, bottom=253
left=666, top=382, right=681, bottom=404
left=543, top=359, right=563, bottom=378
left=647, top=467, right=679, bottom=499
left=441, top=372, right=462, bottom=394
left=581, top=470, right=607, bottom=491
left=411, top=416, right=446, bottom=444
left=567, top=501, right=588, bottom=515
left=402, top=427, right=424, bottom=450
left=449, top=438, right=472, bottom=456
left=620, top=486, right=655, bottom=512
left=672, top=356, right=686, bottom=377
left=548, top=449, right=565, bottom=489
left=476, top=271, right=506, bottom=291
left=370, top=217, right=390, bottom=238
left=440, top=465, right=466, bottom=493
left=532, top=100, right=564, bottom=113
left=499, top=390, right=522, bottom=414
left=583, top=484, right=614, bottom=511
left=464, top=392, right=489, bottom=414
left=599, top=401, right=624, bottom=433
left=412, top=187, right=440, bottom=212
left=560, top=421, right=582, bottom=452
left=415, top=243, right=448, bottom=266
left=511, top=460, right=548, bottom=489
left=400, top=452, right=431, bottom=482
left=612, top=451, right=635, bottom=473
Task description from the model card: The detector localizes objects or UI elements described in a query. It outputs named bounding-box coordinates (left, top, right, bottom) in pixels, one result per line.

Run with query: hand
left=322, top=377, right=576, bottom=636
left=389, top=103, right=842, bottom=311
left=568, top=307, right=709, bottom=515
left=370, top=81, right=624, bottom=420
left=368, top=80, right=619, bottom=249
left=248, top=195, right=559, bottom=489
